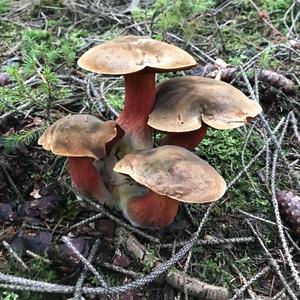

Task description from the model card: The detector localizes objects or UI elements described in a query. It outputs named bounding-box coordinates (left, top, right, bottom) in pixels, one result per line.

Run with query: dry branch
left=166, top=271, right=229, bottom=300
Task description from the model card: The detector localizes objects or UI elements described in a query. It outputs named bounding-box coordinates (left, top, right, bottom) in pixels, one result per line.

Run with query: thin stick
left=268, top=113, right=300, bottom=289
left=272, top=280, right=295, bottom=300
left=68, top=212, right=104, bottom=231
left=230, top=266, right=270, bottom=300
left=240, top=67, right=300, bottom=186
left=241, top=120, right=261, bottom=196
left=64, top=184, right=160, bottom=243
left=224, top=117, right=286, bottom=192
left=100, top=262, right=142, bottom=278
left=1, top=165, right=24, bottom=202
left=246, top=220, right=298, bottom=300
left=248, top=0, right=286, bottom=39
left=2, top=241, right=28, bottom=269
left=25, top=250, right=50, bottom=263
left=237, top=209, right=290, bottom=231
left=160, top=236, right=255, bottom=249
left=73, top=239, right=103, bottom=300
left=182, top=204, right=199, bottom=227
left=290, top=112, right=300, bottom=144
left=285, top=231, right=300, bottom=253
left=62, top=237, right=108, bottom=289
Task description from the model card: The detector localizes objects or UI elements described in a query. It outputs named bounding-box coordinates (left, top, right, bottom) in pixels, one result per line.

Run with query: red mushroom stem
left=160, top=124, right=208, bottom=150
left=117, top=73, right=156, bottom=151
left=122, top=190, right=179, bottom=228
left=68, top=157, right=110, bottom=204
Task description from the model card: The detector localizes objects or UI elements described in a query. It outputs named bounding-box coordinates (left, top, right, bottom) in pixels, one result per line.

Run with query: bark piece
left=166, top=271, right=229, bottom=300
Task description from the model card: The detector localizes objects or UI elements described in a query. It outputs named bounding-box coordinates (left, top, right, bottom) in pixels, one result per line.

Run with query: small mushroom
left=78, top=36, right=196, bottom=152
left=38, top=115, right=123, bottom=204
left=113, top=145, right=226, bottom=228
left=148, top=76, right=262, bottom=149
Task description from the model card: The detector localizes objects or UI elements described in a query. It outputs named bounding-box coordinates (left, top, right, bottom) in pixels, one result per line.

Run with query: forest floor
left=0, top=0, right=300, bottom=299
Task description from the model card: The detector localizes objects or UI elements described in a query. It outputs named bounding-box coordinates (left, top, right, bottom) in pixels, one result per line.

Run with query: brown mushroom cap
left=77, top=35, right=196, bottom=75
left=38, top=115, right=121, bottom=160
left=148, top=76, right=262, bottom=132
left=113, top=145, right=226, bottom=203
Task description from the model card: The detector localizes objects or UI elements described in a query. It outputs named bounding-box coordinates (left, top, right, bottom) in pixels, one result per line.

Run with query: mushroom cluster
left=38, top=36, right=262, bottom=229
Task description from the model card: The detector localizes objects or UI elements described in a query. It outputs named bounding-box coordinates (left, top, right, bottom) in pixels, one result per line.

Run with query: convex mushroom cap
left=38, top=114, right=123, bottom=205
left=113, top=145, right=226, bottom=203
left=38, top=114, right=122, bottom=159
left=77, top=35, right=197, bottom=75
left=148, top=76, right=262, bottom=132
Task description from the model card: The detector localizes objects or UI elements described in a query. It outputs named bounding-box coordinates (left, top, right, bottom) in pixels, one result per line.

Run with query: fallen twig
left=100, top=262, right=142, bottom=278
left=160, top=236, right=255, bottom=249
left=25, top=250, right=50, bottom=263
left=73, top=239, right=103, bottom=300
left=62, top=236, right=108, bottom=289
left=248, top=0, right=287, bottom=40
left=246, top=220, right=298, bottom=300
left=1, top=165, right=25, bottom=202
left=230, top=265, right=270, bottom=300
left=290, top=112, right=300, bottom=144
left=2, top=241, right=28, bottom=270
left=230, top=262, right=258, bottom=299
left=68, top=212, right=104, bottom=231
left=268, top=114, right=300, bottom=289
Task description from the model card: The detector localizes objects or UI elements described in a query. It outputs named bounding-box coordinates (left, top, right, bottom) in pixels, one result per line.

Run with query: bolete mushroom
left=112, top=145, right=226, bottom=228
left=38, top=115, right=123, bottom=205
left=77, top=36, right=196, bottom=152
left=148, top=76, right=263, bottom=149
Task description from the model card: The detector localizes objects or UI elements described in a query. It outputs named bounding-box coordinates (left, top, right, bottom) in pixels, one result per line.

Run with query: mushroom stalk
left=117, top=73, right=156, bottom=151
left=68, top=157, right=110, bottom=204
left=161, top=124, right=208, bottom=150
left=120, top=189, right=179, bottom=229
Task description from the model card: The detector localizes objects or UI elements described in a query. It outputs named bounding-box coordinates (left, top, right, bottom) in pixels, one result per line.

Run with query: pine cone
left=277, top=190, right=300, bottom=234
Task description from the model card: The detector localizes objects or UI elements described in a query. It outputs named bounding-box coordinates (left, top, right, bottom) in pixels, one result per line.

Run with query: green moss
left=258, top=0, right=293, bottom=11
left=2, top=291, right=19, bottom=300
left=196, top=129, right=258, bottom=173
left=132, top=0, right=215, bottom=41
left=194, top=253, right=234, bottom=287
left=0, top=0, right=10, bottom=14
left=107, top=93, right=124, bottom=112
left=0, top=257, right=58, bottom=300
left=196, top=128, right=272, bottom=213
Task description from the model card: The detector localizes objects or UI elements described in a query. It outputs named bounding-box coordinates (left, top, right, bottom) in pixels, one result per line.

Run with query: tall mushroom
left=38, top=115, right=123, bottom=205
left=148, top=76, right=262, bottom=149
left=113, top=145, right=226, bottom=229
left=77, top=36, right=196, bottom=153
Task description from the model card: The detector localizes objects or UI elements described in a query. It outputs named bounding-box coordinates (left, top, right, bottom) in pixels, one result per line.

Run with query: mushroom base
left=116, top=185, right=179, bottom=229
left=68, top=156, right=111, bottom=205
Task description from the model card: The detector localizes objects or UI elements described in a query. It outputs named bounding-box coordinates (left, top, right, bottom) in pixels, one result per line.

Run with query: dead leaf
left=30, top=188, right=42, bottom=199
